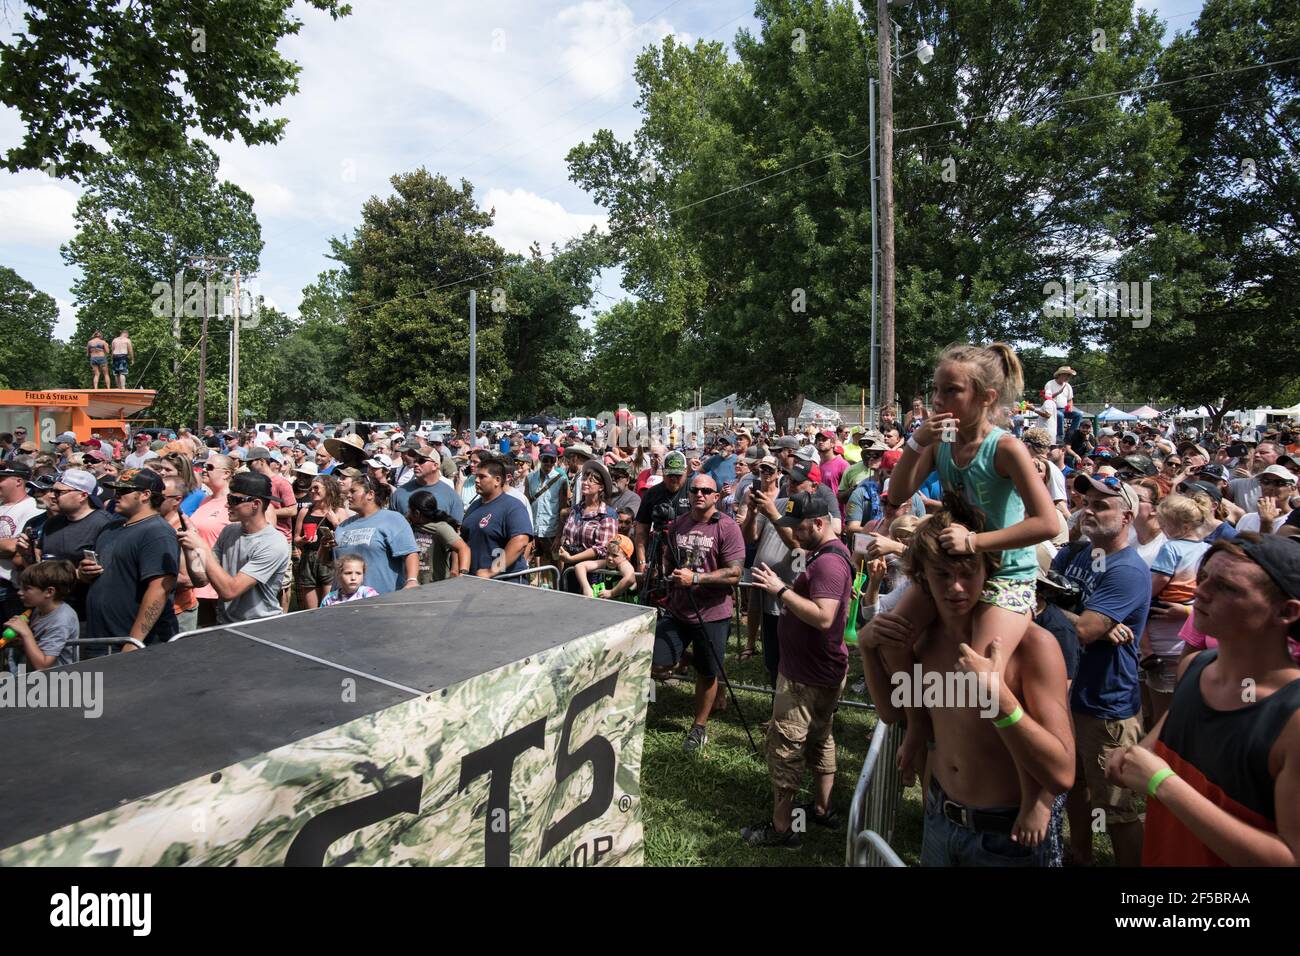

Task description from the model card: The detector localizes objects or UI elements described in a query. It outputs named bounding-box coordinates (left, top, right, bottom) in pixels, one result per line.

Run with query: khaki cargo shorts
left=1073, top=711, right=1143, bottom=825
left=766, top=672, right=846, bottom=797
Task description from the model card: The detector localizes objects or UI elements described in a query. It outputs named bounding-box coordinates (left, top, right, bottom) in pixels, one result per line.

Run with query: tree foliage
left=0, top=0, right=351, bottom=179
left=336, top=169, right=506, bottom=427
left=491, top=235, right=607, bottom=417
left=569, top=0, right=1179, bottom=414
left=0, top=266, right=59, bottom=388
left=59, top=140, right=263, bottom=426
left=1105, top=0, right=1300, bottom=428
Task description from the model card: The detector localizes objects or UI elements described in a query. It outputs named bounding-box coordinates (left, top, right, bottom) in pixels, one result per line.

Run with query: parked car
left=282, top=420, right=311, bottom=435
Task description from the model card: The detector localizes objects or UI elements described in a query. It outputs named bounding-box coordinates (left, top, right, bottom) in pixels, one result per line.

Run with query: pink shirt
left=1180, top=614, right=1300, bottom=663
left=190, top=492, right=232, bottom=600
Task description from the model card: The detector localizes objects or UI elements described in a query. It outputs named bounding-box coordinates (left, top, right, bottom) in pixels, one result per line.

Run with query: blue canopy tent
left=1095, top=405, right=1137, bottom=423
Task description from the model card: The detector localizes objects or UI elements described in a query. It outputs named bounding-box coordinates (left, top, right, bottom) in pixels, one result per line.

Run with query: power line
left=894, top=55, right=1300, bottom=135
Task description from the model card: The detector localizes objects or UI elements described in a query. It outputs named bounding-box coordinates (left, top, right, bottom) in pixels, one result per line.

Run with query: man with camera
left=652, top=473, right=744, bottom=753
left=634, top=450, right=693, bottom=572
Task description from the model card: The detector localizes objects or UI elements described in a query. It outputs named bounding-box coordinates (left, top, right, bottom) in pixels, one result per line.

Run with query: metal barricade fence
left=846, top=718, right=907, bottom=867
left=495, top=564, right=559, bottom=588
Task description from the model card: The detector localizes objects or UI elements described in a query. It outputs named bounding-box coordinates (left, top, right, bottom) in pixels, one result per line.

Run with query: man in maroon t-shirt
left=652, top=473, right=745, bottom=754
left=745, top=490, right=852, bottom=848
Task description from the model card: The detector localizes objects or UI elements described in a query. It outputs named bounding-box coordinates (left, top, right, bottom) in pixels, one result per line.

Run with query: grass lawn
left=639, top=640, right=1116, bottom=867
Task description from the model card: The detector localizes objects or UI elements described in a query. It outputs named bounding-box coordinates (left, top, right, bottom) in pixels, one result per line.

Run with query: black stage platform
left=0, top=577, right=652, bottom=854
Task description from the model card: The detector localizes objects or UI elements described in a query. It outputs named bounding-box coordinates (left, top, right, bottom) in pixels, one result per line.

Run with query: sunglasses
left=1260, top=478, right=1294, bottom=486
left=758, top=467, right=776, bottom=475
left=689, top=488, right=717, bottom=496
left=226, top=494, right=259, bottom=507
left=204, top=463, right=228, bottom=472
left=1093, top=475, right=1123, bottom=490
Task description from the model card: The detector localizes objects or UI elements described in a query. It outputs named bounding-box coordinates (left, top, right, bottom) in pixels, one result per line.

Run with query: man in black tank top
left=1105, top=534, right=1300, bottom=865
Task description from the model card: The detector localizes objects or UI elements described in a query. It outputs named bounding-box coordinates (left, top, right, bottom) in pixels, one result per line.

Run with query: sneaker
left=741, top=821, right=801, bottom=849
left=683, top=723, right=708, bottom=753
left=796, top=802, right=841, bottom=828
left=851, top=677, right=866, bottom=695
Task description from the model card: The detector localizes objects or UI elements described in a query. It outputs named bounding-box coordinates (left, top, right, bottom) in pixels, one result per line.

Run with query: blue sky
left=1, top=0, right=1204, bottom=341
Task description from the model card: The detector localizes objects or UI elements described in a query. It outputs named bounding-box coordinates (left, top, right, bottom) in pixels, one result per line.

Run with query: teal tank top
left=935, top=426, right=1036, bottom=581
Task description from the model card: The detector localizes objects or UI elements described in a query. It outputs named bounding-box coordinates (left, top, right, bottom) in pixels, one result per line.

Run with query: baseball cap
left=54, top=431, right=77, bottom=445
left=365, top=454, right=394, bottom=470
left=794, top=444, right=818, bottom=464
left=1177, top=479, right=1222, bottom=503
left=295, top=461, right=319, bottom=477
left=773, top=435, right=800, bottom=450
left=228, top=471, right=281, bottom=503
left=881, top=449, right=902, bottom=470
left=538, top=443, right=558, bottom=459
left=816, top=429, right=835, bottom=441
left=245, top=446, right=272, bottom=461
left=1195, top=463, right=1231, bottom=483
left=1073, top=472, right=1140, bottom=513
left=1119, top=454, right=1156, bottom=477
left=611, top=534, right=634, bottom=559
left=663, top=451, right=687, bottom=476
left=103, top=468, right=166, bottom=495
left=26, top=474, right=57, bottom=494
left=1259, top=464, right=1297, bottom=483
left=1235, top=534, right=1300, bottom=602
left=777, top=490, right=832, bottom=527
left=56, top=469, right=99, bottom=495
left=0, top=461, right=33, bottom=480
left=1177, top=441, right=1210, bottom=459
left=1120, top=431, right=1139, bottom=444
left=566, top=443, right=594, bottom=460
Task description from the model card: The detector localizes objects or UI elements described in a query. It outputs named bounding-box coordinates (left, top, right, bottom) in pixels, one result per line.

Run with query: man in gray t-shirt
left=179, top=472, right=291, bottom=625
left=210, top=523, right=290, bottom=623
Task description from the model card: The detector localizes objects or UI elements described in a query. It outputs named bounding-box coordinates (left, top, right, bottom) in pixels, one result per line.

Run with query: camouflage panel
left=1, top=612, right=655, bottom=866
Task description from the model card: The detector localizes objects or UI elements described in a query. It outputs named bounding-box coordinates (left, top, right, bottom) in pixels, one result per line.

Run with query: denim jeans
left=1057, top=409, right=1084, bottom=443
left=920, top=780, right=1053, bottom=867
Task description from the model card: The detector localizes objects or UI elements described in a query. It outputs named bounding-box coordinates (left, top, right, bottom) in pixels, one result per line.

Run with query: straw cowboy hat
left=324, top=432, right=367, bottom=467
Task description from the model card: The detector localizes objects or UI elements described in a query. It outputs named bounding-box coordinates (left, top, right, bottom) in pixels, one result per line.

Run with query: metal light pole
left=468, top=290, right=477, bottom=435
left=869, top=76, right=879, bottom=428
left=877, top=0, right=896, bottom=420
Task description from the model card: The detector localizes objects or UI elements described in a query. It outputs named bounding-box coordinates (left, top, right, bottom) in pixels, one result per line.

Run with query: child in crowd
left=575, top=534, right=637, bottom=600
left=321, top=555, right=380, bottom=606
left=884, top=341, right=1060, bottom=845
left=4, top=560, right=80, bottom=671
left=1142, top=494, right=1209, bottom=724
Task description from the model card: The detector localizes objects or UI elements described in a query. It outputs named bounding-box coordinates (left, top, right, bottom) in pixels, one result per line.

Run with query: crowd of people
left=1, top=350, right=1297, bottom=868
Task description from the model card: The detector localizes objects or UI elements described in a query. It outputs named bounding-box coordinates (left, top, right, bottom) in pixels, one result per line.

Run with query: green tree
left=335, top=169, right=506, bottom=427
left=60, top=140, right=263, bottom=426
left=1105, top=0, right=1300, bottom=429
left=264, top=271, right=386, bottom=423
left=1, top=0, right=351, bottom=179
left=0, top=266, right=59, bottom=387
left=568, top=0, right=1177, bottom=417
left=491, top=235, right=607, bottom=417
left=588, top=299, right=693, bottom=416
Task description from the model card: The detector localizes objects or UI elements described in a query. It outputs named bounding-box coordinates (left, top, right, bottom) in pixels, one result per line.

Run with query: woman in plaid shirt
left=558, top=462, right=618, bottom=591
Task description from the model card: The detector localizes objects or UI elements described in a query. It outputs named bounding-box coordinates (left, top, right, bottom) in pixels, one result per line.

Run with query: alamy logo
left=1042, top=278, right=1151, bottom=328
left=889, top=664, right=1000, bottom=718
left=0, top=666, right=103, bottom=718
left=50, top=886, right=151, bottom=936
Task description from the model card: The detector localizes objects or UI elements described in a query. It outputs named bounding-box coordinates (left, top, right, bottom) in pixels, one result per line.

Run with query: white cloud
left=484, top=187, right=606, bottom=255
left=0, top=180, right=80, bottom=247
left=556, top=0, right=682, bottom=101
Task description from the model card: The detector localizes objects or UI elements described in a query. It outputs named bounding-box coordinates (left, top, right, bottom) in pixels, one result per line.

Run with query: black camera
left=1039, top=569, right=1085, bottom=615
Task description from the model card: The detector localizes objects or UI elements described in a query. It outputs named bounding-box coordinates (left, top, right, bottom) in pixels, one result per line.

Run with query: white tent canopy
left=1129, top=405, right=1162, bottom=419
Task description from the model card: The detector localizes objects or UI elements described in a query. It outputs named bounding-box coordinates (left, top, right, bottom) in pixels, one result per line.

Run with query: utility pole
left=469, top=290, right=477, bottom=435
left=869, top=77, right=879, bottom=426
left=187, top=253, right=234, bottom=434
left=230, top=266, right=242, bottom=432
left=877, top=0, right=896, bottom=418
